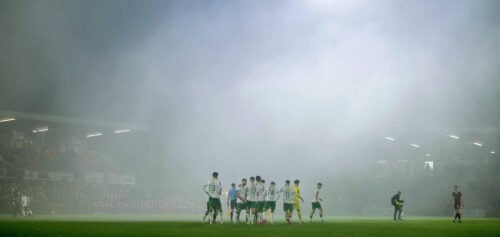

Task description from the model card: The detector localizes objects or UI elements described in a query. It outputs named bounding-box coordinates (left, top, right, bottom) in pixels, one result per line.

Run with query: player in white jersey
left=281, top=180, right=295, bottom=224
left=235, top=178, right=247, bottom=223
left=262, top=181, right=280, bottom=224
left=309, top=182, right=324, bottom=222
left=202, top=172, right=223, bottom=224
left=246, top=176, right=257, bottom=224
left=21, top=193, right=33, bottom=217
left=255, top=176, right=266, bottom=223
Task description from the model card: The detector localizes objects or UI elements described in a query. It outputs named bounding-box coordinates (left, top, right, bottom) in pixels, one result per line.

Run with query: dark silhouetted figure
left=13, top=188, right=22, bottom=217
left=452, top=185, right=463, bottom=223
left=391, top=191, right=404, bottom=220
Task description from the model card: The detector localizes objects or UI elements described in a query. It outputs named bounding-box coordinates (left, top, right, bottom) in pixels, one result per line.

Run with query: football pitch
left=1, top=215, right=499, bottom=237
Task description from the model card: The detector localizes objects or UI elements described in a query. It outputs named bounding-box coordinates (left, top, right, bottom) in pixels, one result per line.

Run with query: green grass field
left=1, top=215, right=499, bottom=237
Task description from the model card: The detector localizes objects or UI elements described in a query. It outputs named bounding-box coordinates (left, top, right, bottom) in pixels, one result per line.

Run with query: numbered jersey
left=265, top=187, right=279, bottom=202
left=247, top=183, right=257, bottom=201
left=204, top=179, right=222, bottom=198
left=256, top=183, right=266, bottom=201
left=21, top=195, right=29, bottom=207
left=281, top=186, right=294, bottom=204
left=236, top=186, right=247, bottom=204
left=311, top=188, right=320, bottom=202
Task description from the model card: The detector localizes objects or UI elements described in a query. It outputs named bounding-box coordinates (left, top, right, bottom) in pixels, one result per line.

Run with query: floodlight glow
left=491, top=151, right=496, bottom=154
left=449, top=135, right=459, bottom=139
left=385, top=137, right=395, bottom=141
left=0, top=118, right=15, bottom=123
left=113, top=129, right=130, bottom=134
left=410, top=144, right=420, bottom=148
left=473, top=142, right=483, bottom=147
left=86, top=132, right=102, bottom=138
left=33, top=127, right=49, bottom=133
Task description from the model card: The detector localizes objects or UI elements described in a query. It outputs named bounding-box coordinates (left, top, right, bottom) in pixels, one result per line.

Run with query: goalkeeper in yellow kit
left=292, top=179, right=305, bottom=223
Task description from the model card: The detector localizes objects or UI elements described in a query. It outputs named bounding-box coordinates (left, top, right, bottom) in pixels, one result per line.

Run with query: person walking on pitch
left=309, top=182, right=324, bottom=222
left=391, top=191, right=404, bottom=220
left=451, top=185, right=464, bottom=223
left=281, top=180, right=294, bottom=224
left=292, top=179, right=305, bottom=223
left=262, top=181, right=280, bottom=224
left=227, top=183, right=237, bottom=223
left=235, top=179, right=248, bottom=223
left=202, top=172, right=223, bottom=224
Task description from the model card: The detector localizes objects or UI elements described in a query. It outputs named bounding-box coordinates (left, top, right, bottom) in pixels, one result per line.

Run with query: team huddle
left=202, top=172, right=324, bottom=224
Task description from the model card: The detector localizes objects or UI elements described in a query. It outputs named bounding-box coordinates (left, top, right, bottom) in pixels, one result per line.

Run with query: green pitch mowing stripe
left=0, top=216, right=499, bottom=237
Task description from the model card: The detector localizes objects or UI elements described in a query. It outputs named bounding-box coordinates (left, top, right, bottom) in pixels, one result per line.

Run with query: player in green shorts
left=235, top=179, right=247, bottom=223
left=309, top=182, right=324, bottom=222
left=281, top=180, right=295, bottom=224
left=255, top=176, right=266, bottom=223
left=208, top=196, right=222, bottom=212
left=202, top=199, right=211, bottom=223
left=262, top=181, right=279, bottom=224
left=246, top=176, right=257, bottom=224
left=202, top=172, right=223, bottom=224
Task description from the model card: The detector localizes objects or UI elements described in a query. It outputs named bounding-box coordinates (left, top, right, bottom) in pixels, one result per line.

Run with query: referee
left=227, top=183, right=237, bottom=222
left=451, top=185, right=464, bottom=223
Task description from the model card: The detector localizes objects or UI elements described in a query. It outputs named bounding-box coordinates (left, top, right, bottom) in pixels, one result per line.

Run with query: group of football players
left=202, top=172, right=324, bottom=224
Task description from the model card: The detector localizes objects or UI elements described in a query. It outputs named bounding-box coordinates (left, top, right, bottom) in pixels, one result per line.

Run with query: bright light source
left=0, top=118, right=15, bottom=123
left=410, top=144, right=420, bottom=148
left=385, top=137, right=395, bottom=141
left=491, top=151, right=496, bottom=154
left=424, top=161, right=434, bottom=170
left=426, top=154, right=431, bottom=157
left=113, top=129, right=130, bottom=134
left=33, top=127, right=48, bottom=133
left=473, top=142, right=483, bottom=147
left=449, top=135, right=459, bottom=139
left=86, top=132, right=102, bottom=138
